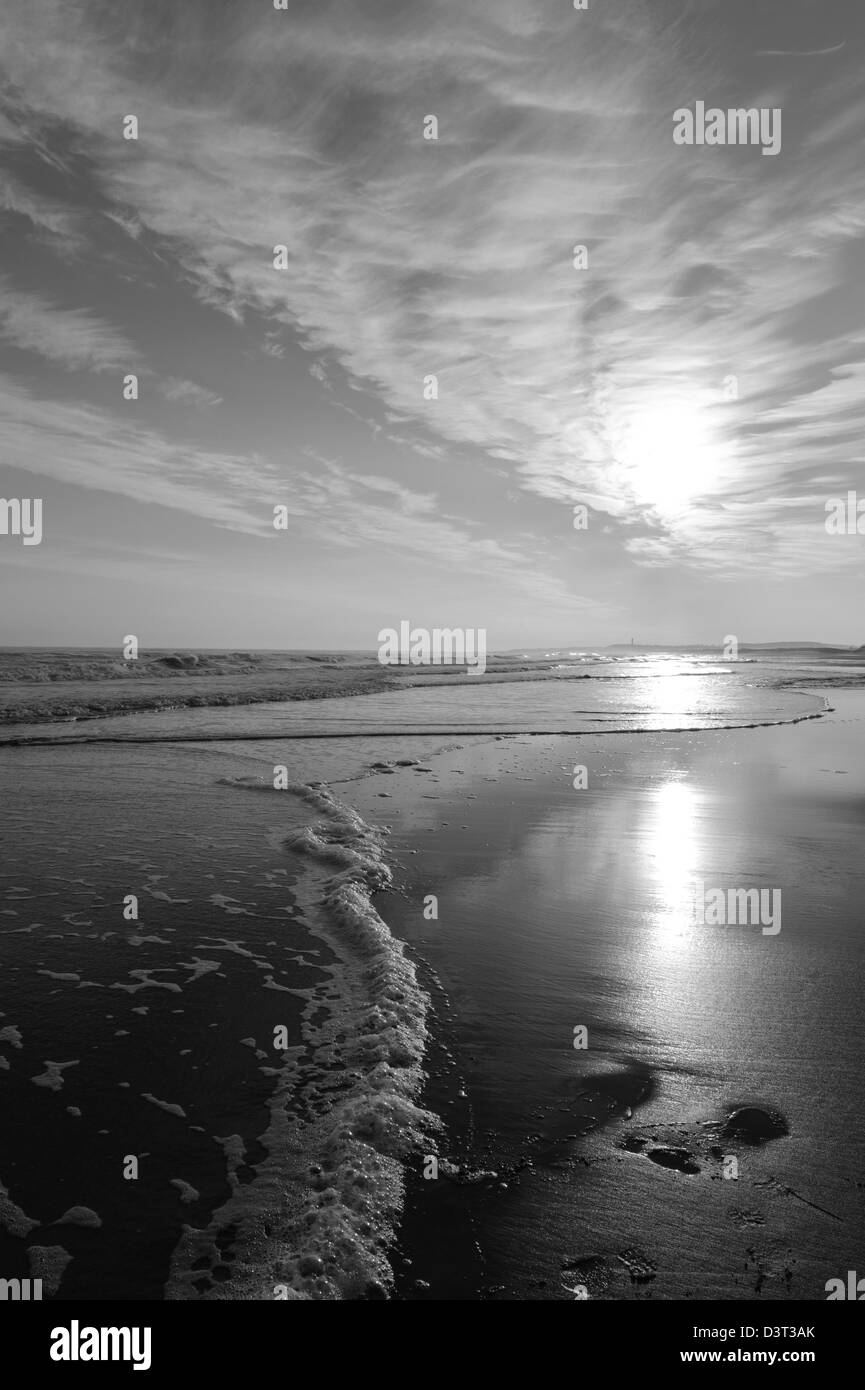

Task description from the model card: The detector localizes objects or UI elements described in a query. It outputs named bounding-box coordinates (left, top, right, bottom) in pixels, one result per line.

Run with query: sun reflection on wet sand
left=645, top=779, right=701, bottom=955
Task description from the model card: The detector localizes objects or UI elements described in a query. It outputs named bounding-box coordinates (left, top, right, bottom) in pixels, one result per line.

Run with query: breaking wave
left=168, top=778, right=435, bottom=1301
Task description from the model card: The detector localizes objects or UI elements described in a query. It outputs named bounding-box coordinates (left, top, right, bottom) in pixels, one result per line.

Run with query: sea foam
left=167, top=778, right=436, bottom=1300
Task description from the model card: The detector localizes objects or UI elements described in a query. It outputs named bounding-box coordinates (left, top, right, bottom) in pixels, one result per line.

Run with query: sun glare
left=646, top=779, right=700, bottom=955
left=618, top=402, right=720, bottom=516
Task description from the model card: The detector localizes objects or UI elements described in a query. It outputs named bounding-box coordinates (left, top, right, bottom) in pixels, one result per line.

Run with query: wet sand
left=0, top=647, right=586, bottom=728
left=2, top=686, right=862, bottom=1299
left=345, top=690, right=865, bottom=1299
left=0, top=648, right=395, bottom=725
left=0, top=734, right=453, bottom=1300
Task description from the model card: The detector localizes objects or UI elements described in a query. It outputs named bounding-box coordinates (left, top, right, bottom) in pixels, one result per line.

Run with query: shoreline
left=2, top=685, right=863, bottom=1299
left=0, top=687, right=833, bottom=747
left=2, top=646, right=857, bottom=731
left=0, top=707, right=833, bottom=747
left=348, top=690, right=865, bottom=1299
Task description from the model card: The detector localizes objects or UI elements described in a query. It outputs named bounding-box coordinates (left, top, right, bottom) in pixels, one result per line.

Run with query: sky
left=0, top=0, right=864, bottom=650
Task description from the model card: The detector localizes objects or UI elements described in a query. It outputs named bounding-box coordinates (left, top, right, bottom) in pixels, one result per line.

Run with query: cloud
left=157, top=376, right=222, bottom=408
left=0, top=372, right=588, bottom=609
left=755, top=42, right=846, bottom=57
left=0, top=170, right=83, bottom=249
left=1, top=0, right=863, bottom=582
left=0, top=110, right=25, bottom=144
left=291, top=449, right=588, bottom=604
left=0, top=372, right=271, bottom=533
left=103, top=209, right=144, bottom=240
left=0, top=277, right=139, bottom=372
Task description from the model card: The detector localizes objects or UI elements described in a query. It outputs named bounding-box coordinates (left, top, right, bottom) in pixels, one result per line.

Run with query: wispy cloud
left=157, top=376, right=222, bottom=408
left=0, top=169, right=84, bottom=249
left=0, top=0, right=862, bottom=597
left=0, top=371, right=589, bottom=609
left=755, top=42, right=846, bottom=57
left=0, top=277, right=139, bottom=371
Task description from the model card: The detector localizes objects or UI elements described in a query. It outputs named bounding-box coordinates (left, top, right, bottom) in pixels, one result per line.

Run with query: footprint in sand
left=730, top=1208, right=766, bottom=1228
left=646, top=1145, right=701, bottom=1175
left=722, top=1105, right=789, bottom=1144
left=617, top=1248, right=658, bottom=1283
left=560, top=1254, right=612, bottom=1297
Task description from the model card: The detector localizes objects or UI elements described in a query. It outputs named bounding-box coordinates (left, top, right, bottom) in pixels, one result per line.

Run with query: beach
left=3, top=0, right=865, bottom=1342
left=371, top=693, right=865, bottom=1299
left=1, top=657, right=863, bottom=1300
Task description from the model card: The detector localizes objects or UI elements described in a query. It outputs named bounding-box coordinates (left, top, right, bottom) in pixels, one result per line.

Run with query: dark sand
left=0, top=649, right=395, bottom=724
left=0, top=647, right=580, bottom=727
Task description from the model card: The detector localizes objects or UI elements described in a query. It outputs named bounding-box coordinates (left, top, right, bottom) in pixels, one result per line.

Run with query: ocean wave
left=167, top=779, right=436, bottom=1300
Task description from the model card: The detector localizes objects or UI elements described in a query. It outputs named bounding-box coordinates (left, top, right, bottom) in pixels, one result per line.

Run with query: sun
left=617, top=400, right=721, bottom=516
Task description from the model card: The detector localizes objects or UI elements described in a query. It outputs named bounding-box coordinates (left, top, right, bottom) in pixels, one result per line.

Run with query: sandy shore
left=2, top=682, right=861, bottom=1300
left=335, top=690, right=865, bottom=1299
left=4, top=646, right=806, bottom=728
